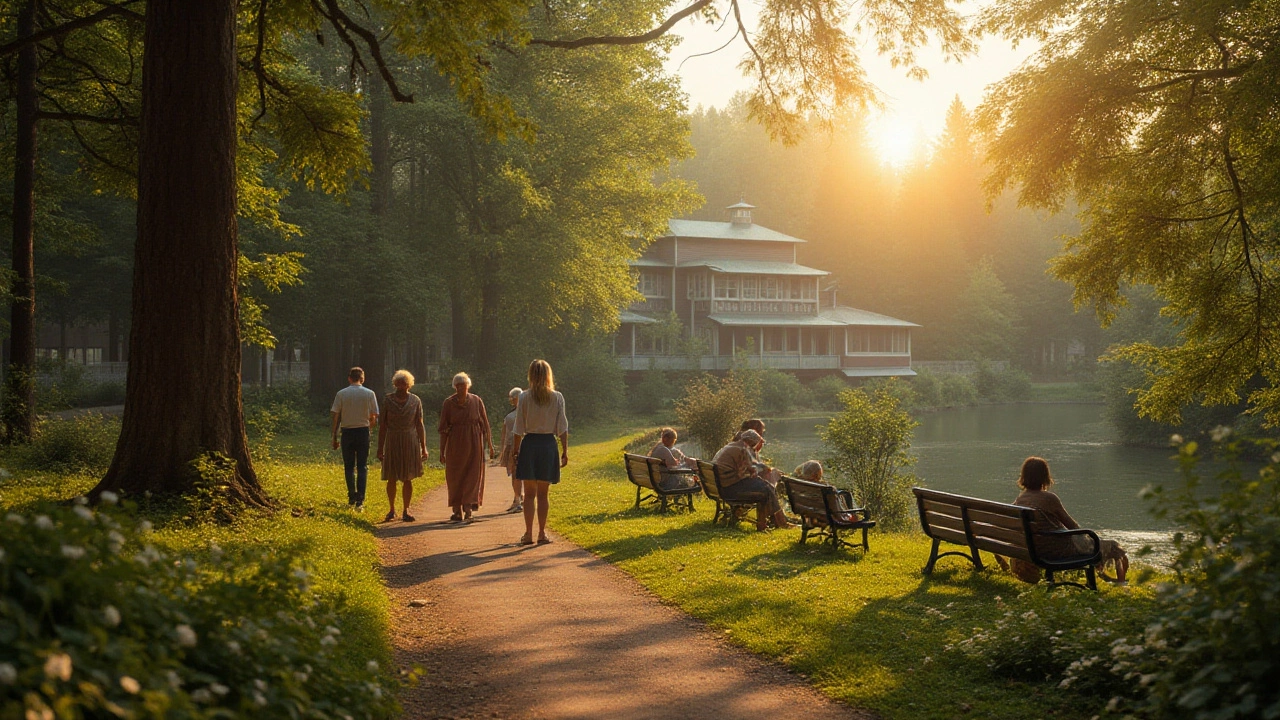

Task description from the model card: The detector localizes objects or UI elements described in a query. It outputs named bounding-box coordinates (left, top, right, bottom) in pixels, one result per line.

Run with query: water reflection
left=763, top=405, right=1193, bottom=560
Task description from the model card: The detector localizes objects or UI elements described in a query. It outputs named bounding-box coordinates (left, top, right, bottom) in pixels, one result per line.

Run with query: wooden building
left=616, top=202, right=918, bottom=377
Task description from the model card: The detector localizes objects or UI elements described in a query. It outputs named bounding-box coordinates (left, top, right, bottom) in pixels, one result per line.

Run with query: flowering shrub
left=0, top=497, right=398, bottom=719
left=14, top=414, right=119, bottom=474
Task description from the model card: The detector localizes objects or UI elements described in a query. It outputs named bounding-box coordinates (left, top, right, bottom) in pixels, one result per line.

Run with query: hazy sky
left=663, top=6, right=1037, bottom=165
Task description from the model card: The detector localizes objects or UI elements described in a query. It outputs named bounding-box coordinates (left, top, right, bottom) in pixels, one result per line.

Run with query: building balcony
left=628, top=297, right=671, bottom=313
left=617, top=355, right=842, bottom=371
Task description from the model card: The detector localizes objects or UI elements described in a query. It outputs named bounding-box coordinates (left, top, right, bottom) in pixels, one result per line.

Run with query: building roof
left=619, top=311, right=660, bottom=325
left=707, top=314, right=848, bottom=327
left=842, top=367, right=917, bottom=378
left=665, top=218, right=804, bottom=243
left=679, top=259, right=828, bottom=276
left=820, top=306, right=920, bottom=328
left=629, top=257, right=673, bottom=268
left=726, top=201, right=756, bottom=210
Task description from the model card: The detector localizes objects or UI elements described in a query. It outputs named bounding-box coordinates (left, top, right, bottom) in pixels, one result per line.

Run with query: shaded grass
left=0, top=428, right=442, bottom=694
left=550, top=424, right=1151, bottom=720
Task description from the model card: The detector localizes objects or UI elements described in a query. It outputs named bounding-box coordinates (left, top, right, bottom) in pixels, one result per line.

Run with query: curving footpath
left=378, top=464, right=872, bottom=720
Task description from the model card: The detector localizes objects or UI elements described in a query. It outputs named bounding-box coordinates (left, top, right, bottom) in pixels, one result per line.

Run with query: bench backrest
left=780, top=475, right=829, bottom=520
left=695, top=459, right=725, bottom=502
left=912, top=487, right=1036, bottom=563
left=623, top=453, right=659, bottom=491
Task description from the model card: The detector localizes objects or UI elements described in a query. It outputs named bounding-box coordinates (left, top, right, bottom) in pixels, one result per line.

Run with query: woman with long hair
left=438, top=372, right=494, bottom=522
left=512, top=359, right=569, bottom=545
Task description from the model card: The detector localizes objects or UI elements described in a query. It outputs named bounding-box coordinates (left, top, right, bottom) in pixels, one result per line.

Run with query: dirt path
left=378, top=465, right=871, bottom=720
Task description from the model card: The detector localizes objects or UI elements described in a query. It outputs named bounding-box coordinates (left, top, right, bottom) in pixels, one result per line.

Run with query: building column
left=630, top=324, right=636, bottom=365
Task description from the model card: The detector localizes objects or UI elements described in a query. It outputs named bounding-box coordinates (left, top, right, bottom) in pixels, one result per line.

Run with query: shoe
left=537, top=536, right=552, bottom=545
left=518, top=535, right=534, bottom=546
left=383, top=511, right=396, bottom=522
left=506, top=502, right=522, bottom=514
left=402, top=513, right=415, bottom=522
left=449, top=513, right=462, bottom=523
left=354, top=504, right=364, bottom=513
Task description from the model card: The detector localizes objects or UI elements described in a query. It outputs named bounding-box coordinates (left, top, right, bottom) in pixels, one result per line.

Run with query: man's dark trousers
left=341, top=427, right=370, bottom=506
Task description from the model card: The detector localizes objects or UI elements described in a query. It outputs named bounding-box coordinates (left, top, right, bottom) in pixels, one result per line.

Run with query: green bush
left=976, top=363, right=1032, bottom=402
left=16, top=414, right=119, bottom=474
left=819, top=385, right=918, bottom=529
left=808, top=375, right=848, bottom=411
left=911, top=370, right=943, bottom=408
left=0, top=500, right=399, bottom=719
left=674, top=373, right=757, bottom=458
left=551, top=346, right=626, bottom=422
left=627, top=369, right=676, bottom=416
left=939, top=372, right=978, bottom=407
left=863, top=377, right=920, bottom=413
left=758, top=369, right=813, bottom=414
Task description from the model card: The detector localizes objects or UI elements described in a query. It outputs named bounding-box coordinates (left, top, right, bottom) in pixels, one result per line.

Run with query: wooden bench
left=912, top=487, right=1103, bottom=590
left=780, top=475, right=876, bottom=551
left=622, top=453, right=699, bottom=512
left=694, top=459, right=759, bottom=525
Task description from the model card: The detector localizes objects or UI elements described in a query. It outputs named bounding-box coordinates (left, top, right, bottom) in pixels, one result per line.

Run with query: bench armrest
left=1036, top=528, right=1101, bottom=557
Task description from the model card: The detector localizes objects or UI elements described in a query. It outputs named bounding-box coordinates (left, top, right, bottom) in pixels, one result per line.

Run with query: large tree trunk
left=93, top=0, right=267, bottom=506
left=4, top=0, right=38, bottom=443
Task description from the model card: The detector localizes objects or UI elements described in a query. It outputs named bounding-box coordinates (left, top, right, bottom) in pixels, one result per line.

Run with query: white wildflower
left=366, top=660, right=379, bottom=673
left=43, top=653, right=72, bottom=681
left=138, top=520, right=153, bottom=533
left=60, top=545, right=86, bottom=560
left=1271, top=452, right=1280, bottom=465
left=73, top=495, right=88, bottom=506
left=134, top=546, right=161, bottom=566
left=1021, top=610, right=1038, bottom=621
left=320, top=635, right=337, bottom=647
left=1170, top=434, right=1184, bottom=445
left=324, top=625, right=341, bottom=636
left=367, top=683, right=383, bottom=699
left=210, top=683, right=229, bottom=696
left=226, top=640, right=241, bottom=655
left=1140, top=673, right=1158, bottom=686
left=1058, top=678, right=1073, bottom=689
left=102, top=605, right=121, bottom=627
left=72, top=506, right=94, bottom=521
left=34, top=515, right=53, bottom=530
left=107, top=530, right=125, bottom=553
left=1106, top=697, right=1121, bottom=712
left=208, top=543, right=222, bottom=559
left=253, top=691, right=268, bottom=707
left=254, top=679, right=268, bottom=691
left=294, top=671, right=309, bottom=683
left=165, top=670, right=182, bottom=689
left=174, top=624, right=198, bottom=648
left=1210, top=425, right=1232, bottom=442
left=0, top=663, right=16, bottom=684
left=291, top=568, right=309, bottom=581
left=120, top=676, right=141, bottom=694
left=190, top=688, right=213, bottom=703
left=5, top=513, right=24, bottom=525
left=0, top=467, right=10, bottom=478
left=99, top=491, right=119, bottom=505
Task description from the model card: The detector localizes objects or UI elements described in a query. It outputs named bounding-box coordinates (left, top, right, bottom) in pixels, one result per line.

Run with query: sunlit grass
left=551, top=423, right=1150, bottom=719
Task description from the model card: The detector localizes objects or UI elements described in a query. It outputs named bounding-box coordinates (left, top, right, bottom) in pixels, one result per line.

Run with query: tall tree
left=6, top=0, right=39, bottom=441
left=978, top=0, right=1280, bottom=423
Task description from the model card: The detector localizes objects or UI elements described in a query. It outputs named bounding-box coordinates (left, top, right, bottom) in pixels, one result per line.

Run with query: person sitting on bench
left=734, top=419, right=781, bottom=487
left=649, top=428, right=697, bottom=490
left=1007, top=456, right=1130, bottom=585
left=792, top=460, right=861, bottom=523
left=712, top=430, right=792, bottom=532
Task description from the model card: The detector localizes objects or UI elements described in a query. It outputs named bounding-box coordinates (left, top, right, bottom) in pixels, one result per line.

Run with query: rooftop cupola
left=727, top=199, right=755, bottom=226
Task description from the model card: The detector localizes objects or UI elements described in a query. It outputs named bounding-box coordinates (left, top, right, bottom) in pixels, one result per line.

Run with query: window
left=638, top=272, right=667, bottom=298
left=764, top=328, right=786, bottom=353
left=715, top=276, right=739, bottom=299
left=763, top=277, right=779, bottom=299
left=637, top=333, right=666, bottom=355
left=85, top=348, right=103, bottom=365
left=801, top=279, right=816, bottom=300
left=741, top=276, right=759, bottom=299
left=686, top=273, right=708, bottom=299
left=846, top=328, right=910, bottom=354
left=789, top=279, right=804, bottom=299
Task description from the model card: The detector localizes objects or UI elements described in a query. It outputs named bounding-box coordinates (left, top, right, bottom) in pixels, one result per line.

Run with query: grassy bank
left=0, top=426, right=438, bottom=716
left=550, top=423, right=1152, bottom=720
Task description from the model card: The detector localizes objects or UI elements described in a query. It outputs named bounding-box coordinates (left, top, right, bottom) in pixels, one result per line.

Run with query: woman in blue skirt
left=512, top=359, right=569, bottom=546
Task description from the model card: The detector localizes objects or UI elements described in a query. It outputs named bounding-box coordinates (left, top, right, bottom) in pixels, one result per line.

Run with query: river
left=763, top=403, right=1194, bottom=562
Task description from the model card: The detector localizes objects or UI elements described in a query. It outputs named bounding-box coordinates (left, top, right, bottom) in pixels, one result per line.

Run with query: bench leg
left=799, top=522, right=810, bottom=544
left=635, top=485, right=642, bottom=509
left=923, top=538, right=941, bottom=575
left=1085, top=565, right=1097, bottom=591
left=970, top=545, right=985, bottom=571
left=861, top=527, right=869, bottom=552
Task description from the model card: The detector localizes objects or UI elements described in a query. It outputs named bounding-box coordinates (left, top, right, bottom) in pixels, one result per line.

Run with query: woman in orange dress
left=377, top=369, right=428, bottom=523
left=438, top=372, right=494, bottom=522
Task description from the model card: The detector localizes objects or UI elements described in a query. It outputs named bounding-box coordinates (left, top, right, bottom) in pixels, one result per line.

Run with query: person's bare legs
left=510, top=475, right=523, bottom=510
left=534, top=481, right=551, bottom=542
left=521, top=480, right=537, bottom=542
left=452, top=504, right=464, bottom=521
left=401, top=479, right=414, bottom=519
left=385, top=481, right=398, bottom=519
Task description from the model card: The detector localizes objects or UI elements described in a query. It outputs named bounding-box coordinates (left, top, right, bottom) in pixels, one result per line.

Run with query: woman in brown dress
left=438, top=372, right=494, bottom=522
left=377, top=369, right=428, bottom=523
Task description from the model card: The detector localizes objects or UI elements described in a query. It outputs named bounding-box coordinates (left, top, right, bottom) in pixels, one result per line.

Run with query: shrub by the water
left=675, top=373, right=757, bottom=459
left=0, top=498, right=399, bottom=718
left=820, top=384, right=918, bottom=529
left=808, top=375, right=848, bottom=410
left=976, top=363, right=1031, bottom=402
left=16, top=414, right=119, bottom=474
left=757, top=368, right=814, bottom=414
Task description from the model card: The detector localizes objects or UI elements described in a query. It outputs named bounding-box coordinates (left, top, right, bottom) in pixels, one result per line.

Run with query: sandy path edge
left=378, top=466, right=876, bottom=720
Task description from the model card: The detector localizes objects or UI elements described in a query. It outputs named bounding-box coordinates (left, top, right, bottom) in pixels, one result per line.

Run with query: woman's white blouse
left=514, top=390, right=568, bottom=436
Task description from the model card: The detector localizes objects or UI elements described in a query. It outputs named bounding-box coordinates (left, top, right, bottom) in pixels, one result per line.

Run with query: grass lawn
left=551, top=422, right=1150, bottom=720
left=0, top=426, right=442, bottom=700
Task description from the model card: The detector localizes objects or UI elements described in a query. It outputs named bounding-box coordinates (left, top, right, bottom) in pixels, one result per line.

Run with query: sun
left=867, top=114, right=922, bottom=168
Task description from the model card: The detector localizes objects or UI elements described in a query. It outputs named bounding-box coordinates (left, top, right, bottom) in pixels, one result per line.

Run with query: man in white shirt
left=331, top=367, right=379, bottom=511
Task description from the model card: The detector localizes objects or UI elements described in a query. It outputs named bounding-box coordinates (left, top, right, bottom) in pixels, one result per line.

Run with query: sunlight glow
left=868, top=114, right=924, bottom=168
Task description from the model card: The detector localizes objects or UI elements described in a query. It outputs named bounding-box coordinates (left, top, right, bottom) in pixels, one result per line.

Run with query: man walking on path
left=331, top=366, right=379, bottom=511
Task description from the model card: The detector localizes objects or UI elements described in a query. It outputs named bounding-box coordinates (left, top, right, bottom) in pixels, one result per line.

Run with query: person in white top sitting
left=649, top=428, right=697, bottom=490
left=512, top=359, right=569, bottom=546
left=330, top=366, right=379, bottom=511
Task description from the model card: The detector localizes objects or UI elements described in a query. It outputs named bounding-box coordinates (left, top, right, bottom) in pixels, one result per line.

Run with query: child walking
left=499, top=387, right=523, bottom=513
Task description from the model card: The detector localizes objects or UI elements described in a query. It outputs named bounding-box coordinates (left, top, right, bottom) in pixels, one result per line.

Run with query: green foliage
left=807, top=375, right=849, bottom=411
left=978, top=0, right=1280, bottom=424
left=820, top=383, right=918, bottom=529
left=864, top=376, right=921, bottom=412
left=948, top=258, right=1021, bottom=361
left=975, top=363, right=1031, bottom=402
left=551, top=345, right=626, bottom=423
left=0, top=499, right=398, bottom=719
left=13, top=414, right=119, bottom=475
left=908, top=369, right=978, bottom=409
left=627, top=369, right=677, bottom=416
left=35, top=363, right=125, bottom=412
left=757, top=368, right=814, bottom=415
left=674, top=373, right=758, bottom=458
